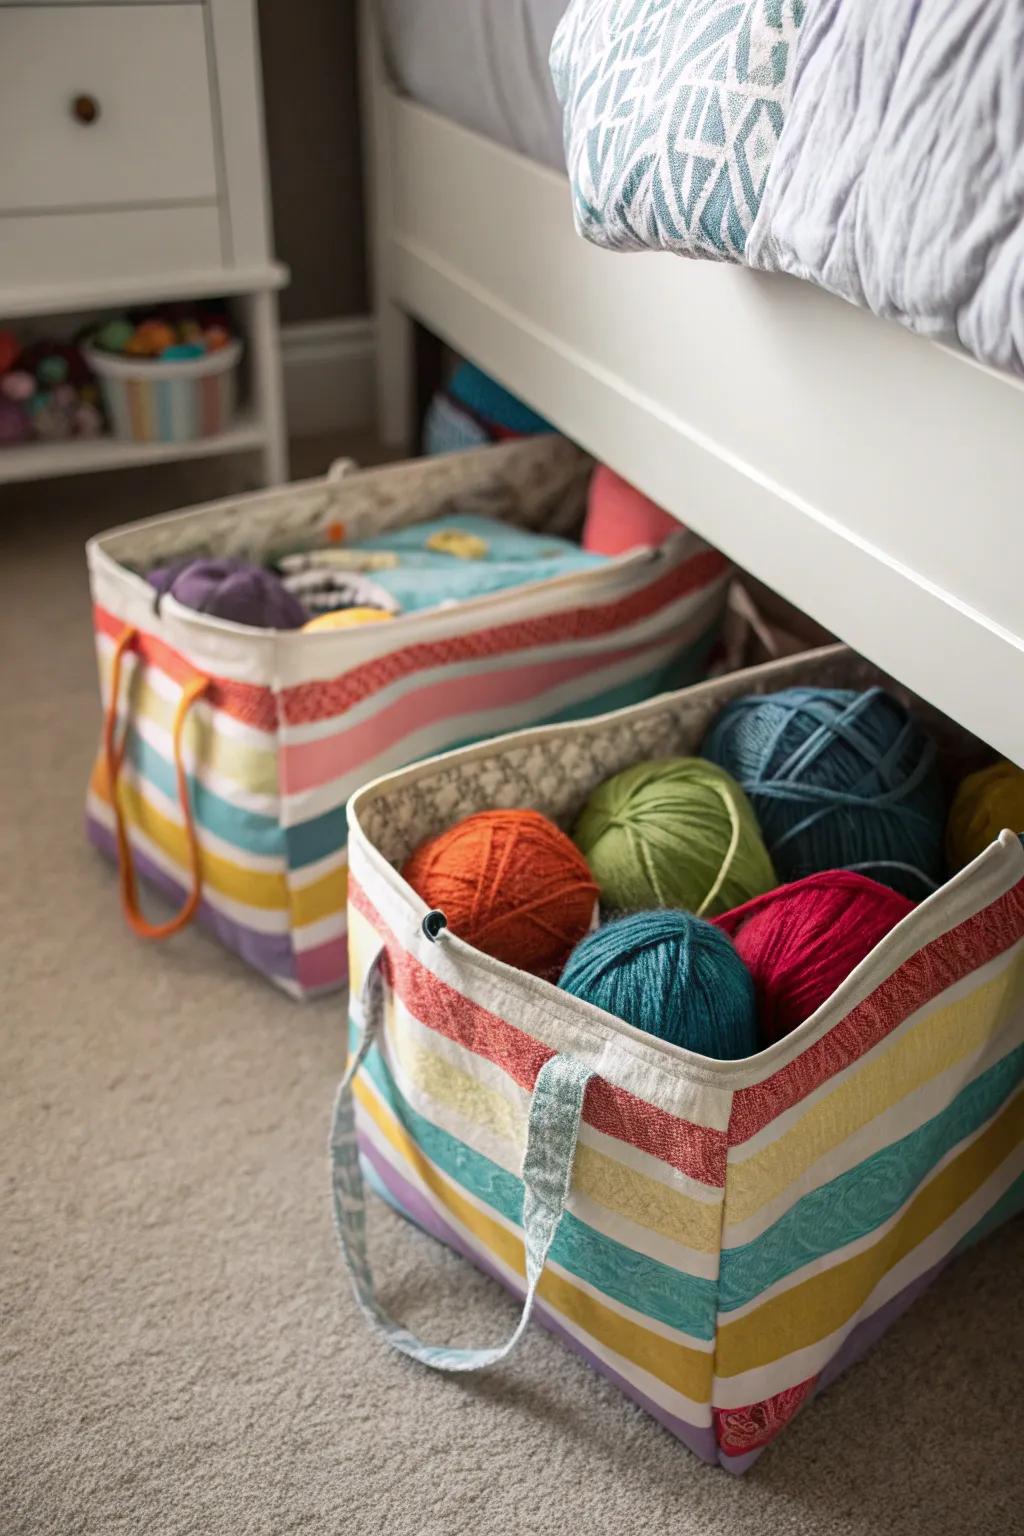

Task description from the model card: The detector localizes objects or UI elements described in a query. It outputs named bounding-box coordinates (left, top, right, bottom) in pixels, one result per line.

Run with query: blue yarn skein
left=559, top=910, right=758, bottom=1060
left=702, top=686, right=946, bottom=899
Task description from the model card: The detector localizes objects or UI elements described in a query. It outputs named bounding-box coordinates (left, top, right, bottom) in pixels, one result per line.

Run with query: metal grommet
left=422, top=909, right=448, bottom=942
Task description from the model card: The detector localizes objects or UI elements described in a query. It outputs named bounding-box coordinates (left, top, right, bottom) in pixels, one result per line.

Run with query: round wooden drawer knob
left=71, top=94, right=100, bottom=126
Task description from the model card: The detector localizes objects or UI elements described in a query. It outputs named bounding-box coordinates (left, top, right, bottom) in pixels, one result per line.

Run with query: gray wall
left=258, top=0, right=368, bottom=325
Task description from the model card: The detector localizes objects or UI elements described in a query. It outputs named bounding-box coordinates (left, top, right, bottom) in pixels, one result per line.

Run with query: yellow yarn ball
left=301, top=607, right=394, bottom=633
left=946, top=759, right=1024, bottom=870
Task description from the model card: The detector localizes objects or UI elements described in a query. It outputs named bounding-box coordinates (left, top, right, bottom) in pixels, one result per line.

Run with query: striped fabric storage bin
left=84, top=340, right=241, bottom=444
left=334, top=644, right=1024, bottom=1468
left=86, top=438, right=732, bottom=996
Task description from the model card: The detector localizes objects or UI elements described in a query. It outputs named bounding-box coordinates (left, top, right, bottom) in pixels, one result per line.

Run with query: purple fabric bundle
left=148, top=557, right=307, bottom=630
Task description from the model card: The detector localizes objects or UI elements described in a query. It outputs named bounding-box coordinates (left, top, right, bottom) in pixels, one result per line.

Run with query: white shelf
left=0, top=408, right=265, bottom=483
left=0, top=263, right=289, bottom=323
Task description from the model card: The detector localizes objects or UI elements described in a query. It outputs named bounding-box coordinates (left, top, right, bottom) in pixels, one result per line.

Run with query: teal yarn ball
left=573, top=757, right=776, bottom=917
left=702, top=686, right=946, bottom=899
left=448, top=361, right=553, bottom=436
left=559, top=910, right=758, bottom=1060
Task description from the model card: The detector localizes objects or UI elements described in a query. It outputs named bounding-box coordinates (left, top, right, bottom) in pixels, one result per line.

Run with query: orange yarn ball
left=403, top=809, right=599, bottom=978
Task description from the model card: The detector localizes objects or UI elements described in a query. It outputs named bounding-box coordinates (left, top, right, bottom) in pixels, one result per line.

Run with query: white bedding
left=553, top=0, right=1024, bottom=377
left=747, top=0, right=1024, bottom=377
left=380, top=0, right=568, bottom=169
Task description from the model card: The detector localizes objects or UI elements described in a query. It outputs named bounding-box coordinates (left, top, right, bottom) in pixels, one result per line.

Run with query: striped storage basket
left=86, top=437, right=732, bottom=997
left=84, top=339, right=241, bottom=444
left=335, top=644, right=1024, bottom=1468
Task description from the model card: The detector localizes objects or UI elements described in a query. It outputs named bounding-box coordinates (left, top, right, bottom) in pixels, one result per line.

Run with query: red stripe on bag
left=94, top=604, right=278, bottom=732
left=279, top=548, right=729, bottom=727
left=350, top=878, right=728, bottom=1187
left=714, top=1378, right=817, bottom=1456
left=729, top=879, right=1024, bottom=1145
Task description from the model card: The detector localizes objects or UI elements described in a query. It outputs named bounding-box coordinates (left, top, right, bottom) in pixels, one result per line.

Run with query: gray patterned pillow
left=550, top=0, right=806, bottom=262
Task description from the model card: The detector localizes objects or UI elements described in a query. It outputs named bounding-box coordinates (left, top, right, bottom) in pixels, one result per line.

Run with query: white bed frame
left=359, top=0, right=1024, bottom=764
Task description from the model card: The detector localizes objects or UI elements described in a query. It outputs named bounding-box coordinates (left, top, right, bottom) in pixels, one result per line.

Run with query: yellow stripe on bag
left=352, top=1073, right=715, bottom=1405
left=716, top=1088, right=1024, bottom=1378
left=386, top=1020, right=722, bottom=1255
left=91, top=756, right=289, bottom=912
left=98, top=652, right=279, bottom=793
left=726, top=954, right=1024, bottom=1225
left=289, top=866, right=349, bottom=928
left=348, top=905, right=378, bottom=996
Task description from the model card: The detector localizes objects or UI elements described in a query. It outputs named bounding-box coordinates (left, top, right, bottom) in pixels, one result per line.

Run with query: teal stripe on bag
left=531, top=632, right=719, bottom=727
left=287, top=805, right=347, bottom=869
left=358, top=1032, right=719, bottom=1342
left=719, top=1045, right=1024, bottom=1312
left=125, top=728, right=284, bottom=859
left=955, top=1169, right=1024, bottom=1256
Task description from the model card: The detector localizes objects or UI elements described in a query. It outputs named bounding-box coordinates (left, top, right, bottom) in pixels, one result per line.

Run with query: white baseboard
left=281, top=316, right=376, bottom=437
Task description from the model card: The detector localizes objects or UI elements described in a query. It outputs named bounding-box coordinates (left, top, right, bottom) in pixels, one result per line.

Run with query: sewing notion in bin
left=335, top=644, right=1024, bottom=1469
left=85, top=438, right=732, bottom=996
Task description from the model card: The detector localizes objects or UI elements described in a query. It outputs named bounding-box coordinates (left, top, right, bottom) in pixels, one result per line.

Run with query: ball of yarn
left=148, top=557, right=307, bottom=630
left=559, top=910, right=757, bottom=1059
left=95, top=317, right=134, bottom=354
left=0, top=398, right=32, bottom=445
left=713, top=871, right=914, bottom=1045
left=947, top=759, right=1024, bottom=870
left=1, top=369, right=35, bottom=403
left=403, top=809, right=599, bottom=978
left=447, top=361, right=553, bottom=438
left=582, top=465, right=681, bottom=556
left=37, top=353, right=68, bottom=386
left=573, top=758, right=776, bottom=918
left=702, top=686, right=946, bottom=899
left=302, top=607, right=394, bottom=633
left=0, top=327, right=20, bottom=374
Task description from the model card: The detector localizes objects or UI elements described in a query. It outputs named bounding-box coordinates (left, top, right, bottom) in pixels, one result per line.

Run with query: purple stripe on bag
left=86, top=814, right=295, bottom=982
left=357, top=1131, right=720, bottom=1465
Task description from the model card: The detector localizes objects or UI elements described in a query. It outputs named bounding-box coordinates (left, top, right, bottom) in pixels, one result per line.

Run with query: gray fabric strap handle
left=329, top=943, right=594, bottom=1371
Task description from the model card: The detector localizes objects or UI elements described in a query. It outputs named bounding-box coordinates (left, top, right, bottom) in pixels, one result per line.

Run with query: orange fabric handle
left=103, top=625, right=211, bottom=940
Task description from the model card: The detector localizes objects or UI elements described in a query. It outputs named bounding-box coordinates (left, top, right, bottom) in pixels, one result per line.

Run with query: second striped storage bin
left=84, top=338, right=242, bottom=444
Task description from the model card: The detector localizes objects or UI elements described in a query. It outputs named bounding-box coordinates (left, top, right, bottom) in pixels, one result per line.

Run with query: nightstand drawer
left=0, top=206, right=223, bottom=288
left=0, top=4, right=218, bottom=212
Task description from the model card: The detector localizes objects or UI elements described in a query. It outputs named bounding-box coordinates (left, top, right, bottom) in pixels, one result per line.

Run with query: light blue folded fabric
left=347, top=514, right=606, bottom=614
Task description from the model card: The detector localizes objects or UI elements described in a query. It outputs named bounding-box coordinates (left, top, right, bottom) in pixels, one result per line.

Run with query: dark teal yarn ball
left=559, top=910, right=758, bottom=1060
left=448, top=362, right=554, bottom=436
left=702, top=686, right=946, bottom=899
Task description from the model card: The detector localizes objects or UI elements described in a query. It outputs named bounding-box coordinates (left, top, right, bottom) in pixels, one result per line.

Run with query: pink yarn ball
left=713, top=871, right=914, bottom=1044
left=1, top=369, right=35, bottom=403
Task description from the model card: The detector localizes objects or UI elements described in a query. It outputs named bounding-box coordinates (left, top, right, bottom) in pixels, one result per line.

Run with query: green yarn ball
left=573, top=757, right=776, bottom=917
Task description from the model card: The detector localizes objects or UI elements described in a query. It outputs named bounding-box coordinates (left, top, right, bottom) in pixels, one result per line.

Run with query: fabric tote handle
left=103, top=624, right=211, bottom=940
left=330, top=943, right=594, bottom=1371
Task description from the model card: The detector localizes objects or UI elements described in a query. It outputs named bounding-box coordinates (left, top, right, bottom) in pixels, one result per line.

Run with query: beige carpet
left=2, top=448, right=1022, bottom=1536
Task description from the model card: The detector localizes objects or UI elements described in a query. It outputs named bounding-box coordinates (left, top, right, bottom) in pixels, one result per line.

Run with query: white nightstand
left=0, top=0, right=289, bottom=487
